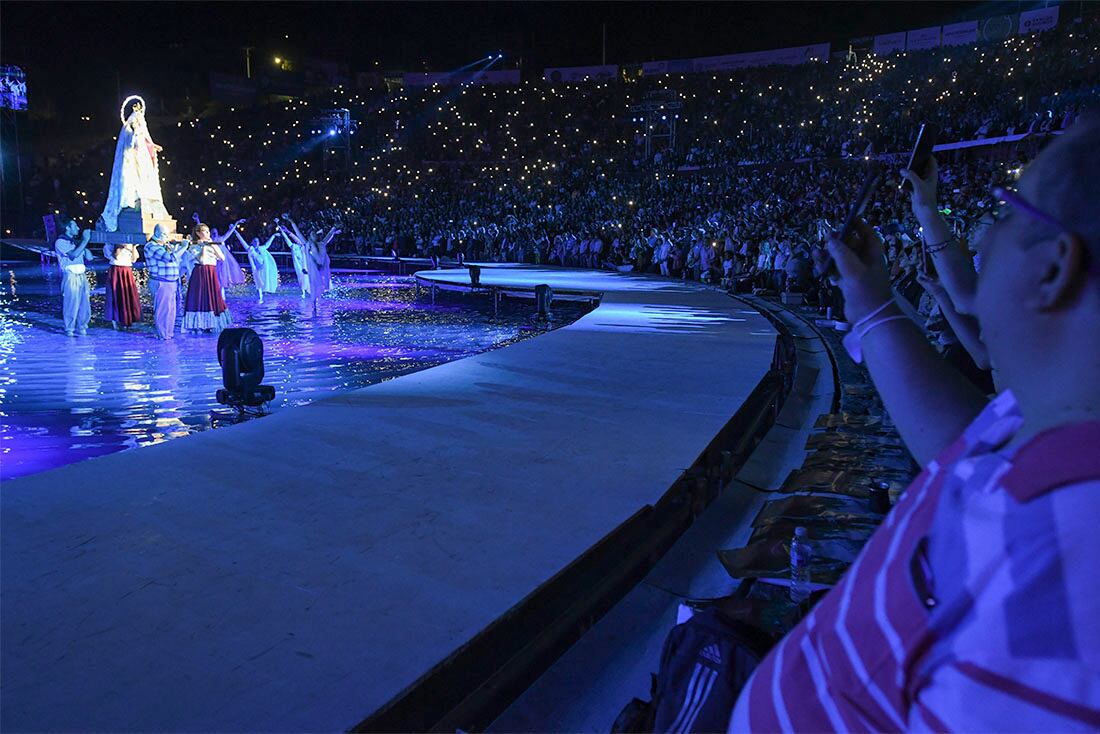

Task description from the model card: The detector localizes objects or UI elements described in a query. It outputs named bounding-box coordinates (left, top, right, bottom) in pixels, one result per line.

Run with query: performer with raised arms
left=234, top=229, right=280, bottom=303
left=210, top=220, right=247, bottom=295
left=279, top=216, right=338, bottom=312
left=276, top=215, right=311, bottom=299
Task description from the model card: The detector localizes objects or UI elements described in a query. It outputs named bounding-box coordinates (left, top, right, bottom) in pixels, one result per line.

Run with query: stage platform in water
left=1, top=266, right=777, bottom=731
left=418, top=263, right=655, bottom=301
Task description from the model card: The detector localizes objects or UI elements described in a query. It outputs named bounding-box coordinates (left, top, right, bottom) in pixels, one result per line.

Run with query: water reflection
left=0, top=263, right=588, bottom=480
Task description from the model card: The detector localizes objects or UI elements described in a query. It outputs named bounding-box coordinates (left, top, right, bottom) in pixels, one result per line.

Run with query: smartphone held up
left=901, top=123, right=939, bottom=192
left=814, top=163, right=885, bottom=280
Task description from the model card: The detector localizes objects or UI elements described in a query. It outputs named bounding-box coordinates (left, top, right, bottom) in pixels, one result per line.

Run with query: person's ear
left=1034, top=231, right=1088, bottom=310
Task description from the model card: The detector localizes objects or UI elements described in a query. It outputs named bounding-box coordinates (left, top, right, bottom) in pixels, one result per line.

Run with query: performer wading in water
left=279, top=217, right=337, bottom=315
left=235, top=229, right=280, bottom=303
left=102, top=240, right=142, bottom=329
left=181, top=223, right=232, bottom=333
left=54, top=219, right=94, bottom=337
left=144, top=224, right=188, bottom=339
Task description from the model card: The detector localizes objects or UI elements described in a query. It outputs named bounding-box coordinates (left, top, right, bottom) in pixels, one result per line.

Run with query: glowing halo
left=120, top=95, right=145, bottom=124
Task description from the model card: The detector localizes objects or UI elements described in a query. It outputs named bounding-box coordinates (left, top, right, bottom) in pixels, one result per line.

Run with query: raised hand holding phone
left=900, top=123, right=939, bottom=192
left=824, top=218, right=895, bottom=325
left=813, top=164, right=884, bottom=280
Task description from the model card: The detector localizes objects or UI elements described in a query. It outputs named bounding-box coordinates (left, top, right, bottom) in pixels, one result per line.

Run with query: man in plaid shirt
left=144, top=225, right=187, bottom=339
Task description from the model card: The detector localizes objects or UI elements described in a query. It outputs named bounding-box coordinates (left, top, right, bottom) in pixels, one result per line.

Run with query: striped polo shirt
left=730, top=391, right=1100, bottom=732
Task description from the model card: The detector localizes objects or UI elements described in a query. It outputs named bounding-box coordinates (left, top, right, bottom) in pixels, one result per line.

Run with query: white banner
left=873, top=32, right=906, bottom=56
left=543, top=65, right=618, bottom=83
left=906, top=26, right=941, bottom=51
left=942, top=20, right=979, bottom=47
left=1019, top=6, right=1059, bottom=34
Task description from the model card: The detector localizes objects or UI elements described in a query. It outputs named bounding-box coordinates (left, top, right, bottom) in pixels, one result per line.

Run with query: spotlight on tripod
left=214, top=328, right=276, bottom=420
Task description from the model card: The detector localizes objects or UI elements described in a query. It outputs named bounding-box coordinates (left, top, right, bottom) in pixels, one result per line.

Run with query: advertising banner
left=640, top=43, right=829, bottom=76
left=906, top=26, right=942, bottom=51
left=543, top=65, right=618, bottom=83
left=942, top=20, right=979, bottom=47
left=873, top=32, right=906, bottom=56
left=1019, top=6, right=1059, bottom=34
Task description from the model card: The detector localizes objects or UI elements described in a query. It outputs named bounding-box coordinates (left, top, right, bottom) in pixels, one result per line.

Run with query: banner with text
left=639, top=42, right=829, bottom=77
left=906, top=26, right=942, bottom=51
left=405, top=69, right=520, bottom=87
left=543, top=65, right=618, bottom=83
left=941, top=20, right=979, bottom=47
left=1019, top=6, right=1059, bottom=34
left=873, top=32, right=907, bottom=56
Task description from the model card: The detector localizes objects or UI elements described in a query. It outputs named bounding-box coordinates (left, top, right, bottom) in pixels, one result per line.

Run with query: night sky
left=3, top=1, right=998, bottom=125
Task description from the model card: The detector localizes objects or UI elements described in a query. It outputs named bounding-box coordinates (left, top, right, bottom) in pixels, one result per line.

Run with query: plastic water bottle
left=790, top=527, right=812, bottom=604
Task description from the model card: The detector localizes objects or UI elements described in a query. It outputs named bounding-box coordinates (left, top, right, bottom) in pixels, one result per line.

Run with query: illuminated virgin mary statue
left=101, top=95, right=170, bottom=232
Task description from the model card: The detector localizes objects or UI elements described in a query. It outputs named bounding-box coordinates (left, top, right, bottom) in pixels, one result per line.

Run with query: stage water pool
left=0, top=261, right=589, bottom=480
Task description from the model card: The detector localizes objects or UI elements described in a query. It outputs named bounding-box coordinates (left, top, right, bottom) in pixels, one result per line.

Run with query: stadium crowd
left=32, top=15, right=1095, bottom=268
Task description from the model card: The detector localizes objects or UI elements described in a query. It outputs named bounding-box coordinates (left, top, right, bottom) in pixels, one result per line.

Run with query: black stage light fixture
left=467, top=264, right=482, bottom=287
left=535, top=283, right=553, bottom=320
left=215, top=328, right=276, bottom=414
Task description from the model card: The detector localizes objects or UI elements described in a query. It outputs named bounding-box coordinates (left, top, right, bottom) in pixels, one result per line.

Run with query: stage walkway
left=1, top=267, right=776, bottom=732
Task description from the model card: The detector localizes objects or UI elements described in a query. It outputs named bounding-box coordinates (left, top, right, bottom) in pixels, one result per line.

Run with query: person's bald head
left=1017, top=115, right=1100, bottom=264
left=970, top=117, right=1100, bottom=392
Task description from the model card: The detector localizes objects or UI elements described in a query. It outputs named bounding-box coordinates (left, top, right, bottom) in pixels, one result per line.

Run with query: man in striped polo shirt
left=730, top=120, right=1100, bottom=730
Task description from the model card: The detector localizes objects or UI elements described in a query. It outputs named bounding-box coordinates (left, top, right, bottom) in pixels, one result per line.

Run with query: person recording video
left=730, top=118, right=1100, bottom=731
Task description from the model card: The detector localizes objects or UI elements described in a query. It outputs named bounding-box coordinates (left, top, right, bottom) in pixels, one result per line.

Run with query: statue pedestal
left=91, top=204, right=179, bottom=244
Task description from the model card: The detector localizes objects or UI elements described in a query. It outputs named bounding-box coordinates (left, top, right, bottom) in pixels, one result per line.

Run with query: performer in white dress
left=234, top=229, right=280, bottom=303
left=101, top=96, right=169, bottom=232
left=279, top=217, right=337, bottom=314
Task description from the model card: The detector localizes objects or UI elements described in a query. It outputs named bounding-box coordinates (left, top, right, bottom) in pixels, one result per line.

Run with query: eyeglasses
left=991, top=186, right=1068, bottom=231
left=990, top=186, right=1095, bottom=275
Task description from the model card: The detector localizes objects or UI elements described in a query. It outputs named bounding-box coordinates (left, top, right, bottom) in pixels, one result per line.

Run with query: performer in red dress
left=181, top=223, right=232, bottom=333
left=103, top=241, right=142, bottom=329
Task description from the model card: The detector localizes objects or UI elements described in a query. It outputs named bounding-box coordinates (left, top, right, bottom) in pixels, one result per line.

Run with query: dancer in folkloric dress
left=181, top=223, right=232, bottom=333
left=102, top=240, right=142, bottom=329
left=235, top=229, right=280, bottom=303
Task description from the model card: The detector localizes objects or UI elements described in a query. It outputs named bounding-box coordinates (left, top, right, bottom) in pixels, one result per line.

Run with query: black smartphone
left=815, top=165, right=884, bottom=278
left=901, top=123, right=939, bottom=191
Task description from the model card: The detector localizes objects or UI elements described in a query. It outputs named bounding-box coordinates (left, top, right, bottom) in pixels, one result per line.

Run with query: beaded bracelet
left=925, top=236, right=957, bottom=255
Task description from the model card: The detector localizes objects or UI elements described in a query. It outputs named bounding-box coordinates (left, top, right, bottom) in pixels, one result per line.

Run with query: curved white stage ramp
left=2, top=266, right=776, bottom=731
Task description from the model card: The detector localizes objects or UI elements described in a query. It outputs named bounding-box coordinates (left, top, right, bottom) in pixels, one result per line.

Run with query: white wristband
left=843, top=314, right=910, bottom=364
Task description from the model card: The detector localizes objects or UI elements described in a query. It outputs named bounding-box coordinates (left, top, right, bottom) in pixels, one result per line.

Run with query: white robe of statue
left=101, top=107, right=169, bottom=232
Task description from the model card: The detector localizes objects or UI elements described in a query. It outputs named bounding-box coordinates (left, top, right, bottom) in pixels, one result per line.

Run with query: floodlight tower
left=630, top=89, right=682, bottom=162
left=318, top=108, right=353, bottom=176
